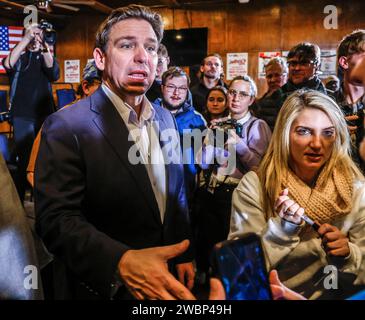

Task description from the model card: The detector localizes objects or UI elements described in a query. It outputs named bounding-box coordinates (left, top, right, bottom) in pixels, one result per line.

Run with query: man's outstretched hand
left=118, top=240, right=195, bottom=300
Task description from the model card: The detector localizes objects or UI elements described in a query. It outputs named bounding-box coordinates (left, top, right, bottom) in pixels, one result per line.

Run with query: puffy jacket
left=153, top=95, right=207, bottom=202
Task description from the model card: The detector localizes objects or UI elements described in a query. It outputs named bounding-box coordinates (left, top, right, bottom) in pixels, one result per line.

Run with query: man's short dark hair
left=95, top=4, right=163, bottom=52
left=287, top=42, right=321, bottom=66
left=161, top=66, right=190, bottom=86
left=201, top=53, right=224, bottom=68
left=338, top=29, right=365, bottom=60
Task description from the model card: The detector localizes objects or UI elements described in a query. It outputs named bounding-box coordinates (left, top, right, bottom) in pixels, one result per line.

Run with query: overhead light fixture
left=238, top=0, right=250, bottom=3
left=36, top=0, right=50, bottom=10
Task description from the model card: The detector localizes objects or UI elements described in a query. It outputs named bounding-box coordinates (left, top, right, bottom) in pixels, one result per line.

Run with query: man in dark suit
left=34, top=4, right=195, bottom=300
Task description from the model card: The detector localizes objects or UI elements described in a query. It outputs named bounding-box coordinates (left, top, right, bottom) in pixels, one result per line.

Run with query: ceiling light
left=36, top=0, right=50, bottom=10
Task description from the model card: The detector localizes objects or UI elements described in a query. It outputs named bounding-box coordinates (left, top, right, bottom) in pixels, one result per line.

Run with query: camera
left=0, top=111, right=12, bottom=123
left=39, top=20, right=56, bottom=45
left=213, top=119, right=243, bottom=144
left=215, top=119, right=243, bottom=136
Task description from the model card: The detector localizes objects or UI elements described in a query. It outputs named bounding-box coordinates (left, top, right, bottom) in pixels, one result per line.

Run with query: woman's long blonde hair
left=258, top=89, right=364, bottom=220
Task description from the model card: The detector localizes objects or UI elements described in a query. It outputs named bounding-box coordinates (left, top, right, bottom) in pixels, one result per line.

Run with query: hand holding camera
left=24, top=21, right=56, bottom=51
left=24, top=24, right=43, bottom=43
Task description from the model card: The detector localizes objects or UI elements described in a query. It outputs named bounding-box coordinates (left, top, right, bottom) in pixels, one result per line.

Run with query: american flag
left=0, top=26, right=24, bottom=74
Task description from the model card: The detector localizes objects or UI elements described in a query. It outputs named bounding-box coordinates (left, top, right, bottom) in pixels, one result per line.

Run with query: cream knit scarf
left=282, top=167, right=353, bottom=224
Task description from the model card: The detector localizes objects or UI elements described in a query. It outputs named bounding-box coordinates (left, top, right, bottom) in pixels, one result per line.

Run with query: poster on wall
left=226, top=53, right=248, bottom=80
left=65, top=60, right=80, bottom=83
left=258, top=52, right=281, bottom=78
left=319, top=50, right=337, bottom=79
left=281, top=51, right=289, bottom=63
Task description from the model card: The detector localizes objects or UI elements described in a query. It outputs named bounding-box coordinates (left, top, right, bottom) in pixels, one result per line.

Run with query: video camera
left=39, top=20, right=56, bottom=45
left=213, top=119, right=243, bottom=144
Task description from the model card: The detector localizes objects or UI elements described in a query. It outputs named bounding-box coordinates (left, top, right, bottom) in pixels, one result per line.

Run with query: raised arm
left=3, top=24, right=40, bottom=69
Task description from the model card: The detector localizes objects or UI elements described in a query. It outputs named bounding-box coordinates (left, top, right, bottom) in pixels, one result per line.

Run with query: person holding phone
left=228, top=89, right=365, bottom=299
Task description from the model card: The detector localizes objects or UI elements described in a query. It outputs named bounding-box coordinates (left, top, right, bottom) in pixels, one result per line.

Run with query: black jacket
left=190, top=78, right=227, bottom=114
left=256, top=76, right=327, bottom=131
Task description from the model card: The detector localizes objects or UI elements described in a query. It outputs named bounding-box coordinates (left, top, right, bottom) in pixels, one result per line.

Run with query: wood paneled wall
left=1, top=0, right=365, bottom=96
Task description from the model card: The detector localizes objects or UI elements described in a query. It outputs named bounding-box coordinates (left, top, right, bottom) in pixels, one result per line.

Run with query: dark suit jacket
left=34, top=87, right=193, bottom=299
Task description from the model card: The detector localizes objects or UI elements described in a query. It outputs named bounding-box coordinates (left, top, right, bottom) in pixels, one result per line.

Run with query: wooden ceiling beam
left=53, top=0, right=113, bottom=14
left=0, top=0, right=63, bottom=20
left=158, top=0, right=182, bottom=8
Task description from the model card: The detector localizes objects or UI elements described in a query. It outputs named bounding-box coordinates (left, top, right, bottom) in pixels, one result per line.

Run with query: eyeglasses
left=287, top=60, right=315, bottom=68
left=164, top=84, right=188, bottom=93
left=228, top=89, right=251, bottom=100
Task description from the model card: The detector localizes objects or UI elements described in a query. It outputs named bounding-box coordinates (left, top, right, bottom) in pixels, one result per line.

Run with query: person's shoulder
left=190, top=82, right=200, bottom=90
left=151, top=97, right=163, bottom=109
left=45, top=94, right=93, bottom=127
left=248, top=116, right=271, bottom=131
left=178, top=108, right=207, bottom=128
left=353, top=179, right=365, bottom=197
left=152, top=101, right=175, bottom=124
left=190, top=82, right=205, bottom=94
left=236, top=171, right=261, bottom=194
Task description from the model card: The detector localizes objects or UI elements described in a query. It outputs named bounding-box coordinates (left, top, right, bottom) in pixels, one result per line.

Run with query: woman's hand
left=274, top=188, right=304, bottom=225
left=318, top=224, right=350, bottom=257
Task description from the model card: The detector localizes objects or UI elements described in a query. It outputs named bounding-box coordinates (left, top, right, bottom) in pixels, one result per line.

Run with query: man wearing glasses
left=256, top=42, right=326, bottom=131
left=154, top=66, right=206, bottom=207
left=191, top=53, right=227, bottom=114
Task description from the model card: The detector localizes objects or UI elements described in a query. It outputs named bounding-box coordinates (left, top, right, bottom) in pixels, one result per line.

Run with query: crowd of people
left=1, top=3, right=365, bottom=300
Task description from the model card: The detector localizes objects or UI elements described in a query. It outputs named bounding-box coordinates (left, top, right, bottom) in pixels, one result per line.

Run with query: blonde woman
left=228, top=90, right=365, bottom=299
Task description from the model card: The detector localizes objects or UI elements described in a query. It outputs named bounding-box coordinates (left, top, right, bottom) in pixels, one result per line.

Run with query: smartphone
left=210, top=233, right=272, bottom=300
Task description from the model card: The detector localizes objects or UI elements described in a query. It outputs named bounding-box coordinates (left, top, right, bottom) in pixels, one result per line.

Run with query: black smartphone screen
left=211, top=233, right=272, bottom=300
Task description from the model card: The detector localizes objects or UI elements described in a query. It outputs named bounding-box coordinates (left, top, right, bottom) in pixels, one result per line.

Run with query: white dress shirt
left=102, top=84, right=167, bottom=223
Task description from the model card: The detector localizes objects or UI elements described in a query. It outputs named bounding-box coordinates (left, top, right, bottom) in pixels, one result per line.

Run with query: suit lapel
left=90, top=88, right=161, bottom=224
